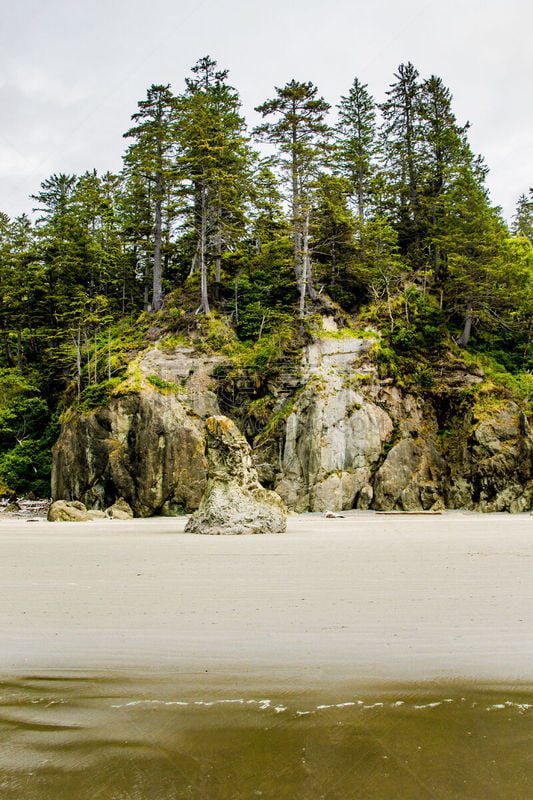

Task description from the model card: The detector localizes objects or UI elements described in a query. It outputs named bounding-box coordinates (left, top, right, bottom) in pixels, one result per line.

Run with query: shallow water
left=0, top=675, right=532, bottom=799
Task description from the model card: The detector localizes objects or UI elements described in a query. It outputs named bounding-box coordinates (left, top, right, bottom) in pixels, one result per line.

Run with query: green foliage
left=75, top=378, right=123, bottom=413
left=254, top=383, right=308, bottom=445
left=0, top=369, right=58, bottom=496
left=383, top=289, right=447, bottom=354
left=460, top=350, right=533, bottom=411
left=0, top=429, right=57, bottom=498
left=146, top=374, right=179, bottom=393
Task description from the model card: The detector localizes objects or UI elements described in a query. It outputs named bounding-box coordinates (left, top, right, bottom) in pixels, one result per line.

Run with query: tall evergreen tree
left=123, top=84, right=177, bottom=311
left=380, top=63, right=423, bottom=261
left=255, top=80, right=331, bottom=318
left=512, top=189, right=533, bottom=242
left=418, top=75, right=477, bottom=281
left=176, top=56, right=252, bottom=314
left=436, top=167, right=508, bottom=346
left=336, top=78, right=378, bottom=221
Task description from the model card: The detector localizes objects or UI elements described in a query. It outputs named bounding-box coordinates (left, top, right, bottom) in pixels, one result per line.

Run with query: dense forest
left=1, top=56, right=533, bottom=497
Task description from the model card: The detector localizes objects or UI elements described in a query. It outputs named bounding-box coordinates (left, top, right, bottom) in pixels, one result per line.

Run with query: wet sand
left=1, top=511, right=532, bottom=686
left=1, top=674, right=532, bottom=800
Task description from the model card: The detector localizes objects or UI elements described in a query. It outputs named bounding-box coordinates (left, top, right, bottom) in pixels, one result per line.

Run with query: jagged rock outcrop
left=51, top=344, right=222, bottom=516
left=185, top=416, right=287, bottom=535
left=51, top=328, right=533, bottom=515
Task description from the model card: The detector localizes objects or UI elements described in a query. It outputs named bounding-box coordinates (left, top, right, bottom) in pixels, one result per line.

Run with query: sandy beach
left=1, top=512, right=532, bottom=686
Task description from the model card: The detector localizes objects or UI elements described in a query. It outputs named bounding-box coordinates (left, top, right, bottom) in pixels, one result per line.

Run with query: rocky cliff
left=52, top=324, right=533, bottom=515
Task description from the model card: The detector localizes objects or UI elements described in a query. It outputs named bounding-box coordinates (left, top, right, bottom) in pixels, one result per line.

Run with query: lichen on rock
left=185, top=415, right=287, bottom=535
left=48, top=500, right=92, bottom=522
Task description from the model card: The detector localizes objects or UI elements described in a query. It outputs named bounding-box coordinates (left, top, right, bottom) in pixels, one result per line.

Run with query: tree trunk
left=291, top=121, right=303, bottom=286
left=75, top=328, right=81, bottom=396
left=198, top=180, right=210, bottom=315
left=214, top=192, right=222, bottom=293
left=189, top=239, right=200, bottom=276
left=299, top=209, right=317, bottom=318
left=85, top=331, right=90, bottom=386
left=302, top=208, right=319, bottom=303
left=457, top=302, right=473, bottom=347
left=234, top=278, right=239, bottom=325
left=299, top=231, right=308, bottom=321
left=3, top=333, right=14, bottom=367
left=151, top=189, right=164, bottom=311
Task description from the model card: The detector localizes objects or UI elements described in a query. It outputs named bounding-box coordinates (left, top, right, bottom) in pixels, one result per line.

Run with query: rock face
left=51, top=332, right=533, bottom=515
left=251, top=330, right=533, bottom=513
left=267, top=335, right=393, bottom=511
left=51, top=344, right=221, bottom=517
left=185, top=416, right=287, bottom=535
left=445, top=401, right=533, bottom=512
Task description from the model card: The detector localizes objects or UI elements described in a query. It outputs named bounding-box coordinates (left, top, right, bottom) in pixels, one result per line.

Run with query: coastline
left=1, top=512, right=532, bottom=689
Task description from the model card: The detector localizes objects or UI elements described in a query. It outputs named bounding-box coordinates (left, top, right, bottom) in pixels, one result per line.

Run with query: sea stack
left=185, top=415, right=287, bottom=535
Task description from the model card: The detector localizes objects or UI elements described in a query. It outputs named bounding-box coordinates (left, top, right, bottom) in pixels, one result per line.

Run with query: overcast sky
left=1, top=0, right=531, bottom=222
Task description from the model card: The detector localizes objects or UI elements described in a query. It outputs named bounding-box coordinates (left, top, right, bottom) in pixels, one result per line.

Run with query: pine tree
left=336, top=78, right=378, bottom=221
left=311, top=174, right=357, bottom=303
left=123, top=84, right=177, bottom=311
left=31, top=173, right=77, bottom=222
left=436, top=167, right=508, bottom=346
left=380, top=63, right=423, bottom=261
left=176, top=57, right=253, bottom=314
left=255, top=80, right=331, bottom=318
left=512, top=190, right=533, bottom=242
left=418, top=75, right=477, bottom=281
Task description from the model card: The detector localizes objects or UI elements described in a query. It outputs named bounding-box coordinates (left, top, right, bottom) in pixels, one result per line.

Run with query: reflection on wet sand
left=1, top=674, right=532, bottom=799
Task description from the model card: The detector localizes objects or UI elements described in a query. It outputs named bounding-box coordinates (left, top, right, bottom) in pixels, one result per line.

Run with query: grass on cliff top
left=145, top=374, right=181, bottom=394
left=460, top=350, right=533, bottom=407
left=356, top=288, right=533, bottom=416
left=62, top=285, right=533, bottom=419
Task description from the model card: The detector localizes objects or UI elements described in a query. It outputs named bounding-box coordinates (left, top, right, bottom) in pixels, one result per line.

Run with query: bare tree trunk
left=72, top=327, right=82, bottom=397
left=303, top=208, right=319, bottom=302
left=299, top=209, right=309, bottom=320
left=457, top=302, right=473, bottom=347
left=214, top=192, right=222, bottom=290
left=3, top=334, right=14, bottom=367
left=197, top=181, right=210, bottom=315
left=151, top=186, right=164, bottom=311
left=85, top=331, right=90, bottom=386
left=189, top=239, right=200, bottom=276
left=291, top=124, right=303, bottom=288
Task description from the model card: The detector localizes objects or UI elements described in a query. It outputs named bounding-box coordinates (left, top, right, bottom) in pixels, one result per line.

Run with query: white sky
left=1, top=0, right=531, bottom=222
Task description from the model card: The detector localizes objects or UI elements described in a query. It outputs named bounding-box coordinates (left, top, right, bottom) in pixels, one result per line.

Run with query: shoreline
left=1, top=512, right=532, bottom=689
